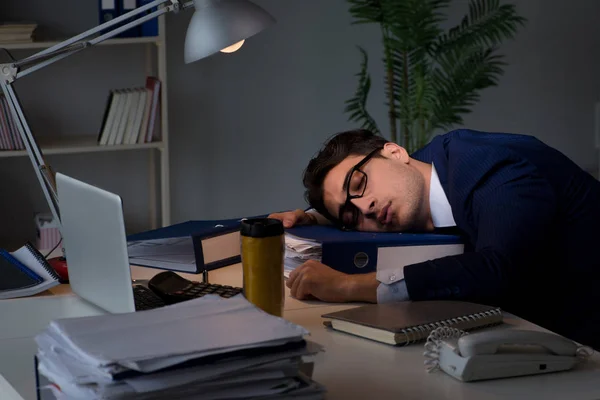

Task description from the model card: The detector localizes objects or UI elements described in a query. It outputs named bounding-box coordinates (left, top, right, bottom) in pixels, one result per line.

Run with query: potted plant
left=344, top=0, right=527, bottom=153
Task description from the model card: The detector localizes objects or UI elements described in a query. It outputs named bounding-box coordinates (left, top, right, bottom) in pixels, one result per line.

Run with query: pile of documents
left=35, top=295, right=325, bottom=399
left=284, top=234, right=322, bottom=278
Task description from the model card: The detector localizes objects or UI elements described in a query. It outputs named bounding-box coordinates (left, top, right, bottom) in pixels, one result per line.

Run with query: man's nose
left=351, top=196, right=375, bottom=215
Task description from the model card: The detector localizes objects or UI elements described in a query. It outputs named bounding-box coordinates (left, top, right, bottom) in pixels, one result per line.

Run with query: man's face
left=322, top=143, right=428, bottom=232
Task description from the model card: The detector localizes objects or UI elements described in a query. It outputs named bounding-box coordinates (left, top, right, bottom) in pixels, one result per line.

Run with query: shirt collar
left=429, top=163, right=456, bottom=228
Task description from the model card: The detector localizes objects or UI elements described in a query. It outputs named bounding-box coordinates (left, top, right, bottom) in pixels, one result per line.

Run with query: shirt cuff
left=376, top=267, right=410, bottom=303
left=377, top=279, right=410, bottom=303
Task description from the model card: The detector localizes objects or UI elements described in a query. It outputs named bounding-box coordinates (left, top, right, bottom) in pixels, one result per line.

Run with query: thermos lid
left=240, top=218, right=284, bottom=237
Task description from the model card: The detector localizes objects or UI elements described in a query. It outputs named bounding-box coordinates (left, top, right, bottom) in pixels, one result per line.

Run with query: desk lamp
left=0, top=0, right=274, bottom=271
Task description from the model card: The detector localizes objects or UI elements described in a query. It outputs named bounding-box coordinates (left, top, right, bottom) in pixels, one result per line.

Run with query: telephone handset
left=424, top=328, right=593, bottom=382
left=457, top=330, right=578, bottom=358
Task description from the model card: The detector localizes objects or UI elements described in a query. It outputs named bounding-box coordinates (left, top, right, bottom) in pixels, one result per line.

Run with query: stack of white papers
left=284, top=234, right=322, bottom=278
left=35, top=295, right=325, bottom=399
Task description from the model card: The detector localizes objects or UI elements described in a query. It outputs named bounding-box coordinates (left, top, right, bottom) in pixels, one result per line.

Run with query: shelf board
left=0, top=36, right=161, bottom=50
left=0, top=135, right=163, bottom=158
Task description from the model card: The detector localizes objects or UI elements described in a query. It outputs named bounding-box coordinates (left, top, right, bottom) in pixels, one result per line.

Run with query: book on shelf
left=0, top=22, right=37, bottom=43
left=98, top=76, right=161, bottom=146
left=97, top=0, right=159, bottom=38
left=0, top=94, right=25, bottom=151
left=136, top=0, right=159, bottom=36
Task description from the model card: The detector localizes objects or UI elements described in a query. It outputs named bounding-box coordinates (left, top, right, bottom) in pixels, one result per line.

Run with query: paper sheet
left=35, top=296, right=309, bottom=370
left=283, top=233, right=323, bottom=278
left=127, top=237, right=196, bottom=264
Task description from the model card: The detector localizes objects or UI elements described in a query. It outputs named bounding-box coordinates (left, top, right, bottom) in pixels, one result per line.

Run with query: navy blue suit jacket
left=409, top=129, right=600, bottom=349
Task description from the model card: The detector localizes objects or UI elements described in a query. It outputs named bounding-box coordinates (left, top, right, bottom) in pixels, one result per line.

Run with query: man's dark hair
left=302, top=129, right=389, bottom=224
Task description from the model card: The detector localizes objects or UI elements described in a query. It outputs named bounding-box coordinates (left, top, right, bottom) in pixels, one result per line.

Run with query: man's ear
left=382, top=142, right=409, bottom=163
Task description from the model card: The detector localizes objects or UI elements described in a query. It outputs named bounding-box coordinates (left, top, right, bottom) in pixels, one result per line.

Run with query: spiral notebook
left=321, top=301, right=503, bottom=346
left=0, top=242, right=60, bottom=299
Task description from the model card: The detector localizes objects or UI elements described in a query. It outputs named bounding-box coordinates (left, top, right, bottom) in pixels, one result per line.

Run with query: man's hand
left=286, top=260, right=379, bottom=303
left=268, top=209, right=317, bottom=228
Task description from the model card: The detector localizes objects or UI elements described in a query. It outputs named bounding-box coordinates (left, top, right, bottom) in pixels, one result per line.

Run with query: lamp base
left=48, top=256, right=69, bottom=283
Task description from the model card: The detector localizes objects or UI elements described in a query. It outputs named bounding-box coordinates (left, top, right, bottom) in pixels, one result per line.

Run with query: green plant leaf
left=344, top=0, right=525, bottom=152
left=433, top=0, right=527, bottom=56
left=430, top=45, right=506, bottom=131
left=381, top=0, right=449, bottom=50
left=378, top=0, right=450, bottom=150
left=344, top=46, right=380, bottom=135
left=347, top=0, right=383, bottom=24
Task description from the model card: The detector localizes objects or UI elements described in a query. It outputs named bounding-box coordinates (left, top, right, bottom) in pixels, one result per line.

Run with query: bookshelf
left=0, top=12, right=171, bottom=232
left=0, top=136, right=164, bottom=157
left=0, top=36, right=160, bottom=50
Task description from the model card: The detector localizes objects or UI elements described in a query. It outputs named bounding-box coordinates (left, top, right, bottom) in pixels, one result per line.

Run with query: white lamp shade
left=184, top=0, right=276, bottom=63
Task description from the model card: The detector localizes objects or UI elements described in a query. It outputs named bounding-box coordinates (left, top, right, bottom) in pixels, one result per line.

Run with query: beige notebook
left=322, top=301, right=503, bottom=345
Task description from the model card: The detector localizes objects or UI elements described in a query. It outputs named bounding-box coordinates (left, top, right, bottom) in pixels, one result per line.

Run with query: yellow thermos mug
left=240, top=218, right=285, bottom=317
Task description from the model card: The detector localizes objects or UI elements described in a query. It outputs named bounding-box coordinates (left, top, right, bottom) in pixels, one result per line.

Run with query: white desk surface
left=1, top=264, right=599, bottom=400
left=0, top=373, right=24, bottom=400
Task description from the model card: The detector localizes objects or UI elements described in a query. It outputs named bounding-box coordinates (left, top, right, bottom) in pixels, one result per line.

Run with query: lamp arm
left=0, top=82, right=62, bottom=227
left=8, top=0, right=179, bottom=82
left=0, top=0, right=186, bottom=229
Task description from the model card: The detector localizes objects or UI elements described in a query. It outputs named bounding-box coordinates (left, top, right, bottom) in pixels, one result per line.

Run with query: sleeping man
left=269, top=128, right=600, bottom=350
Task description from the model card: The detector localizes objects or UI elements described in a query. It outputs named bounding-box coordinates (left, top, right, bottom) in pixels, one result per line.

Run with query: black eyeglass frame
left=338, top=146, right=383, bottom=230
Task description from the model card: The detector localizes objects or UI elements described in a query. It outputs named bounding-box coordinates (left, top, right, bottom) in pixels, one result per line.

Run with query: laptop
left=56, top=172, right=166, bottom=313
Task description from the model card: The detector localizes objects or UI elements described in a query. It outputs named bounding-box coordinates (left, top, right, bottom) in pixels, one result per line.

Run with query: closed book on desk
left=322, top=301, right=503, bottom=346
left=284, top=225, right=464, bottom=276
left=0, top=242, right=60, bottom=299
left=126, top=216, right=265, bottom=274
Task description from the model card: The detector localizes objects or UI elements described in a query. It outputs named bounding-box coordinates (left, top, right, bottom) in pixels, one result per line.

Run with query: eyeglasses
left=338, top=147, right=383, bottom=230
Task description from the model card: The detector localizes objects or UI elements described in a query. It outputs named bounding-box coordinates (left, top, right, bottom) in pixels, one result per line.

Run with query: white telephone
left=424, top=327, right=593, bottom=382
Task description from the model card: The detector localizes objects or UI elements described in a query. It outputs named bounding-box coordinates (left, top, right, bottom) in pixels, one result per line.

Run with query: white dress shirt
left=376, top=163, right=456, bottom=303
left=429, top=163, right=456, bottom=228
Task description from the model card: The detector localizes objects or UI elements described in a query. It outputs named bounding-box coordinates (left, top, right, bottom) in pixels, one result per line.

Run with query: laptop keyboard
left=132, top=282, right=244, bottom=311
left=133, top=285, right=167, bottom=311
left=176, top=282, right=243, bottom=300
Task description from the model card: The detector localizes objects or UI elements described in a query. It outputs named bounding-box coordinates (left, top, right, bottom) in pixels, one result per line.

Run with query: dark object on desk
left=133, top=271, right=243, bottom=310
left=48, top=256, right=69, bottom=282
left=322, top=301, right=503, bottom=346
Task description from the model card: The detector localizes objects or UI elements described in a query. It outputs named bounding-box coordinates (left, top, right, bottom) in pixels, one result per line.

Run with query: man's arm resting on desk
left=287, top=261, right=379, bottom=302
left=286, top=261, right=409, bottom=304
